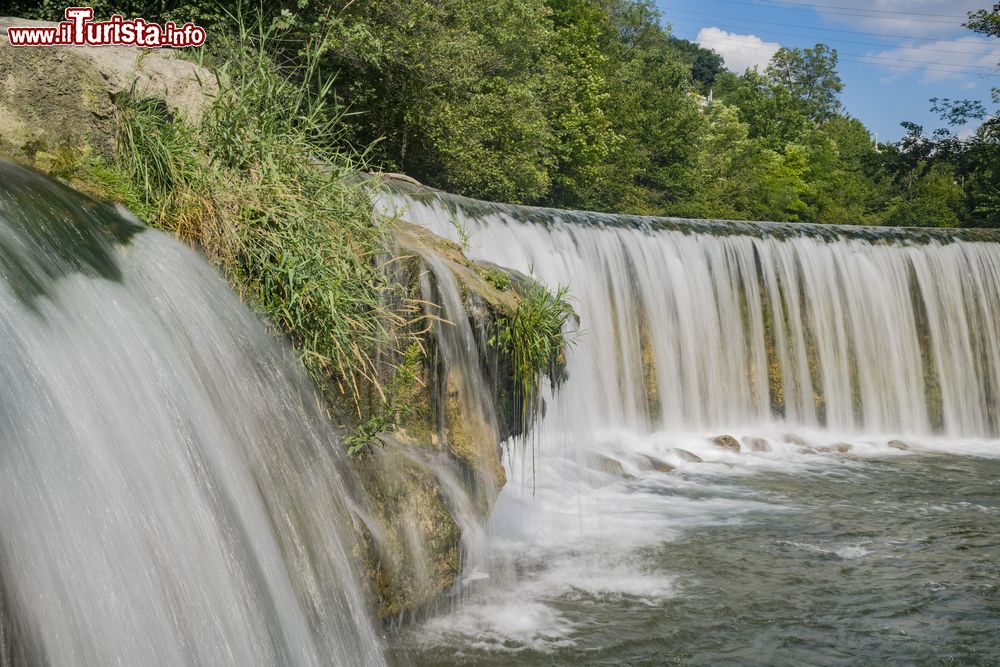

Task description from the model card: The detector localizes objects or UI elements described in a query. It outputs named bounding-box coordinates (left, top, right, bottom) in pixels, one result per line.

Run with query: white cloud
left=864, top=35, right=1000, bottom=82
left=794, top=0, right=985, bottom=38
left=696, top=27, right=782, bottom=73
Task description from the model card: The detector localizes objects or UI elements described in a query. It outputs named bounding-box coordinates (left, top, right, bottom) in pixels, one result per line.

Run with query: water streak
left=0, top=160, right=384, bottom=665
left=384, top=187, right=1000, bottom=441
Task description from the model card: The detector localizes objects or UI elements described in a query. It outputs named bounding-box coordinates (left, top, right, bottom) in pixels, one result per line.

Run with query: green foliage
left=112, top=19, right=414, bottom=421
left=491, top=283, right=575, bottom=415
left=965, top=7, right=1000, bottom=39
left=12, top=0, right=996, bottom=242
left=479, top=266, right=512, bottom=292
left=667, top=36, right=725, bottom=94
left=766, top=44, right=843, bottom=123
left=342, top=342, right=424, bottom=456
left=882, top=164, right=964, bottom=228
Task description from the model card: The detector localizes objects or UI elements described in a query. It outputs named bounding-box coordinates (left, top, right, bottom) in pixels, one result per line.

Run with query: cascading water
left=386, top=188, right=1000, bottom=441
left=381, top=187, right=1000, bottom=665
left=0, top=160, right=385, bottom=665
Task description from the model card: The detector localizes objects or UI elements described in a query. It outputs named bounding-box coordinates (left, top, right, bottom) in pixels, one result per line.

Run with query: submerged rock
left=589, top=454, right=634, bottom=479
left=888, top=439, right=909, bottom=450
left=816, top=443, right=852, bottom=454
left=785, top=433, right=810, bottom=447
left=743, top=437, right=771, bottom=452
left=711, top=435, right=741, bottom=453
left=637, top=455, right=676, bottom=473
left=674, top=448, right=703, bottom=463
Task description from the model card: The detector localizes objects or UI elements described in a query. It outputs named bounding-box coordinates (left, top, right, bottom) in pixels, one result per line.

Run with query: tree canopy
left=8, top=0, right=1000, bottom=227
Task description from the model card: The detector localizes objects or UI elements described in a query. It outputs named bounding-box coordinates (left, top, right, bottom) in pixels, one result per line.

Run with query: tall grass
left=491, top=282, right=575, bottom=420
left=113, top=17, right=415, bottom=415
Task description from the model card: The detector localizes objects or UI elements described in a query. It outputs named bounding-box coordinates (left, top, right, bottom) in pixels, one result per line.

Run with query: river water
left=393, top=442, right=1000, bottom=665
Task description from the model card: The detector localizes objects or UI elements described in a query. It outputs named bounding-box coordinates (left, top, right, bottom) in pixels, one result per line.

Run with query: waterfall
left=384, top=187, right=1000, bottom=442
left=0, top=160, right=385, bottom=665
left=380, top=184, right=1000, bottom=656
left=381, top=188, right=1000, bottom=666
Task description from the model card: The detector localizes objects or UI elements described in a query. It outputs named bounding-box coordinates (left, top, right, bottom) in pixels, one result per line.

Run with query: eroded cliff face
left=349, top=217, right=551, bottom=618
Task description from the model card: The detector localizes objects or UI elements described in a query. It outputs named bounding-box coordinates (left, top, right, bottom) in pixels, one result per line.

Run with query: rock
left=637, top=455, right=675, bottom=473
left=888, top=439, right=909, bottom=450
left=351, top=438, right=463, bottom=619
left=0, top=18, right=215, bottom=160
left=816, top=443, right=852, bottom=454
left=711, top=435, right=741, bottom=453
left=675, top=448, right=703, bottom=463
left=785, top=433, right=810, bottom=447
left=743, top=437, right=770, bottom=452
left=589, top=454, right=634, bottom=479
left=350, top=220, right=572, bottom=618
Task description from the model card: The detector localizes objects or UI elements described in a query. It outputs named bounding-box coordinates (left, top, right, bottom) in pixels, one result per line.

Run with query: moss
left=351, top=441, right=461, bottom=618
left=0, top=44, right=114, bottom=160
left=637, top=302, right=661, bottom=425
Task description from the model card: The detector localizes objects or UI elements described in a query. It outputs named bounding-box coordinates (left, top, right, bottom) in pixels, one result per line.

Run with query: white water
left=0, top=161, right=384, bottom=665
left=380, top=187, right=1000, bottom=655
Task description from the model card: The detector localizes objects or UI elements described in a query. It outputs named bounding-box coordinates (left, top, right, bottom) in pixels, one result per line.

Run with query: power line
left=662, top=6, right=980, bottom=44
left=686, top=24, right=999, bottom=75
left=707, top=0, right=971, bottom=21
left=669, top=16, right=998, bottom=58
left=667, top=15, right=1000, bottom=61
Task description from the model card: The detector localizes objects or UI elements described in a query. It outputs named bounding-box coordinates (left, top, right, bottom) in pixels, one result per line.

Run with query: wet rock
left=352, top=438, right=463, bottom=619
left=785, top=433, right=810, bottom=447
left=674, top=448, right=703, bottom=463
left=743, top=437, right=770, bottom=453
left=589, top=454, right=634, bottom=479
left=816, top=443, right=852, bottom=454
left=888, top=439, right=909, bottom=451
left=711, top=435, right=741, bottom=453
left=637, top=455, right=675, bottom=473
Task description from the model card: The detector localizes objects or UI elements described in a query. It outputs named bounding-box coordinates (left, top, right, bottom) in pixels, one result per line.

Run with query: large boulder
left=0, top=18, right=213, bottom=160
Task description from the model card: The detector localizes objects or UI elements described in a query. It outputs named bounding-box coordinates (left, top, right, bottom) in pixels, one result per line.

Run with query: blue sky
left=655, top=0, right=1000, bottom=141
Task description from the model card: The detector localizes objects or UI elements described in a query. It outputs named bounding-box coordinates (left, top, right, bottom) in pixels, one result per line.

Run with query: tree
left=666, top=36, right=725, bottom=94
left=965, top=5, right=1000, bottom=39
left=722, top=70, right=810, bottom=149
left=765, top=44, right=843, bottom=123
left=881, top=164, right=964, bottom=228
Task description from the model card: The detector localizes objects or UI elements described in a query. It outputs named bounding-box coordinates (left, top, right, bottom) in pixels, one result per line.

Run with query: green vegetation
left=491, top=283, right=575, bottom=418
left=112, top=25, right=412, bottom=413
left=10, top=1, right=998, bottom=228
left=31, top=20, right=417, bottom=433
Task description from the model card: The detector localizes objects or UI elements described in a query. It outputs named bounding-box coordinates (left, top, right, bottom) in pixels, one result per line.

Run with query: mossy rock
left=350, top=438, right=462, bottom=619
left=0, top=19, right=213, bottom=162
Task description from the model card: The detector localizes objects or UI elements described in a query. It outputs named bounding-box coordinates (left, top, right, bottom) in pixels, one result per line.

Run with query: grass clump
left=110, top=18, right=416, bottom=420
left=491, top=282, right=575, bottom=419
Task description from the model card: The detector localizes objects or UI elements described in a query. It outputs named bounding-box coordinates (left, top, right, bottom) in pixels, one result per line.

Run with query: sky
left=654, top=0, right=1000, bottom=141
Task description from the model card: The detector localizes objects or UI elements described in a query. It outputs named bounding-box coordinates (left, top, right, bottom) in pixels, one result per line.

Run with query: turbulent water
left=0, top=160, right=385, bottom=665
left=381, top=187, right=1000, bottom=665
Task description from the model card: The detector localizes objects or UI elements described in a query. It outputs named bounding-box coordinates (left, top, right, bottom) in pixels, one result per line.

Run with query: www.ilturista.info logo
left=7, top=7, right=205, bottom=48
